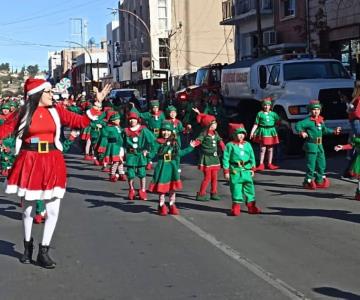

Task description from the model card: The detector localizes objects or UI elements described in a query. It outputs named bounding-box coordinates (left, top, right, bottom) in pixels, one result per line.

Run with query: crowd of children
left=1, top=86, right=359, bottom=221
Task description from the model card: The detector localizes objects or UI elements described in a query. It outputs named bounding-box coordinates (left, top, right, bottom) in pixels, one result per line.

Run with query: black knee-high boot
left=20, top=238, right=34, bottom=264
left=37, top=244, right=56, bottom=269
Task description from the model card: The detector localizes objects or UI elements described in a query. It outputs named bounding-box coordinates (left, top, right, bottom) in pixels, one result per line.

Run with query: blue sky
left=0, top=0, right=117, bottom=71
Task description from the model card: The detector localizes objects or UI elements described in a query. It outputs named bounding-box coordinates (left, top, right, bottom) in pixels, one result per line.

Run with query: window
left=281, top=0, right=295, bottom=18
left=158, top=0, right=168, bottom=30
left=159, top=38, right=169, bottom=69
left=268, top=64, right=280, bottom=85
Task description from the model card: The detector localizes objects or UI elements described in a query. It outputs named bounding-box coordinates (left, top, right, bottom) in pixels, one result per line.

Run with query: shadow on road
left=67, top=187, right=118, bottom=198
left=0, top=202, right=22, bottom=221
left=256, top=170, right=305, bottom=177
left=68, top=173, right=108, bottom=181
left=313, top=287, right=360, bottom=299
left=265, top=189, right=345, bottom=199
left=264, top=207, right=360, bottom=225
left=85, top=198, right=156, bottom=214
left=0, top=240, right=22, bottom=260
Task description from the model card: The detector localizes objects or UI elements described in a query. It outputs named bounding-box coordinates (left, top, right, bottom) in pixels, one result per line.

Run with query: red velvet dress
left=1, top=104, right=99, bottom=201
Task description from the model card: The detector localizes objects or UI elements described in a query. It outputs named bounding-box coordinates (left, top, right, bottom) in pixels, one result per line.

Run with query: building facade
left=309, top=0, right=360, bottom=77
left=48, top=51, right=62, bottom=83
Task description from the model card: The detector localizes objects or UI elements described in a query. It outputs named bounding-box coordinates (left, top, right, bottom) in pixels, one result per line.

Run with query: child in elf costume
left=192, top=109, right=225, bottom=201
left=97, top=112, right=126, bottom=182
left=295, top=100, right=341, bottom=189
left=123, top=112, right=155, bottom=200
left=0, top=135, right=15, bottom=176
left=165, top=105, right=191, bottom=145
left=335, top=136, right=360, bottom=200
left=223, top=123, right=261, bottom=216
left=131, top=100, right=165, bottom=170
left=250, top=97, right=281, bottom=171
left=148, top=121, right=196, bottom=216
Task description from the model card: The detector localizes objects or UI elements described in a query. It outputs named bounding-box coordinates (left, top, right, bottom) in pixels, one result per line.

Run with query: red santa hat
left=127, top=111, right=140, bottom=121
left=228, top=123, right=247, bottom=137
left=24, top=78, right=52, bottom=97
left=196, top=113, right=216, bottom=127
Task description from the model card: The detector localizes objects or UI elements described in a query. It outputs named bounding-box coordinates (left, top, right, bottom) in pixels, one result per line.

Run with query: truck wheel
left=275, top=109, right=303, bottom=155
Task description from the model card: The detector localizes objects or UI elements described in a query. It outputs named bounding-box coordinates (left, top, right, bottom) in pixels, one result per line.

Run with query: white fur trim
left=48, top=107, right=63, bottom=151
left=5, top=184, right=66, bottom=201
left=27, top=82, right=52, bottom=96
left=86, top=109, right=99, bottom=121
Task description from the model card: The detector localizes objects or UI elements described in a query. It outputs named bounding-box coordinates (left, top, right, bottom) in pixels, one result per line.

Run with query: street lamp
left=65, top=40, right=93, bottom=82
left=108, top=7, right=154, bottom=95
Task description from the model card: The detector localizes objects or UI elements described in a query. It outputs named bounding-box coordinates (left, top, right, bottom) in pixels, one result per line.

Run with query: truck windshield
left=283, top=61, right=350, bottom=80
left=195, top=69, right=208, bottom=86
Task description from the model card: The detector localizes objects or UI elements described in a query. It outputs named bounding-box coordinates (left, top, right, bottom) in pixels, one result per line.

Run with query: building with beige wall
left=169, top=0, right=235, bottom=78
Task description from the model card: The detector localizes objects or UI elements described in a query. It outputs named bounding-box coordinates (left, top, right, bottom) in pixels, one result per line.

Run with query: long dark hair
left=15, top=91, right=42, bottom=139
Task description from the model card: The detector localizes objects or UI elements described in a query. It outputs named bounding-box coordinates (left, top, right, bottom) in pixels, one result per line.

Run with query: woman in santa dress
left=0, top=78, right=111, bottom=269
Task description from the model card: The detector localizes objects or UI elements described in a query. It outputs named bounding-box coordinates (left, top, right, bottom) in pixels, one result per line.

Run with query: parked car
left=108, top=88, right=147, bottom=111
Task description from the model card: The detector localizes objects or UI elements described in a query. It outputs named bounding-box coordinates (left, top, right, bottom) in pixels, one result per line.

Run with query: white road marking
left=174, top=215, right=310, bottom=300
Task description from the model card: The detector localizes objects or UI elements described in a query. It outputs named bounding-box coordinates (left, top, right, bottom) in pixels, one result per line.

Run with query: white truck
left=221, top=54, right=354, bottom=153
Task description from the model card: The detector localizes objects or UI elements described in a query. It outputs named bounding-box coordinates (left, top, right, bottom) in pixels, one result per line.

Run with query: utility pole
left=255, top=0, right=263, bottom=58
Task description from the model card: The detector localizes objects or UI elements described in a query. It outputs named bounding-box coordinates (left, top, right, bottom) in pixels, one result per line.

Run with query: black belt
left=108, top=138, right=117, bottom=143
left=230, top=161, right=249, bottom=168
left=259, top=125, right=273, bottom=128
left=22, top=142, right=56, bottom=153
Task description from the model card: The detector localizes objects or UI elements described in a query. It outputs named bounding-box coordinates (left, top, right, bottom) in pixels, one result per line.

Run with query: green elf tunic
left=0, top=136, right=15, bottom=171
left=123, top=125, right=155, bottom=179
left=97, top=125, right=123, bottom=164
left=148, top=138, right=193, bottom=193
left=166, top=118, right=186, bottom=145
left=252, top=111, right=280, bottom=145
left=132, top=108, right=165, bottom=137
left=295, top=115, right=335, bottom=184
left=195, top=130, right=225, bottom=171
left=90, top=112, right=106, bottom=147
left=341, top=137, right=360, bottom=178
left=223, top=141, right=256, bottom=203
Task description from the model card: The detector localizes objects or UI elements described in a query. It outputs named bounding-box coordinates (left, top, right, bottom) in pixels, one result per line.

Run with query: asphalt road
left=1, top=147, right=360, bottom=300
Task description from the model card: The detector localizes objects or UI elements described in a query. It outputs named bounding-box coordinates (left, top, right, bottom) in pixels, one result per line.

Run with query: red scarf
left=310, top=115, right=324, bottom=126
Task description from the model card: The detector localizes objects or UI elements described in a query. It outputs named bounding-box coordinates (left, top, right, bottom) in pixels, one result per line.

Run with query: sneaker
left=169, top=204, right=179, bottom=215
left=158, top=204, right=168, bottom=216
left=303, top=180, right=316, bottom=190
left=267, top=163, right=279, bottom=170
left=138, top=190, right=147, bottom=201
left=110, top=175, right=118, bottom=182
left=128, top=189, right=136, bottom=200
left=210, top=193, right=221, bottom=201
left=196, top=193, right=210, bottom=201
left=315, top=177, right=330, bottom=189
left=230, top=203, right=241, bottom=216
left=255, top=164, right=265, bottom=172
left=118, top=174, right=127, bottom=181
left=247, top=202, right=261, bottom=214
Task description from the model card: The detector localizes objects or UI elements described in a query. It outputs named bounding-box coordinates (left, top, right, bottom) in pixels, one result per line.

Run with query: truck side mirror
left=259, top=65, right=267, bottom=89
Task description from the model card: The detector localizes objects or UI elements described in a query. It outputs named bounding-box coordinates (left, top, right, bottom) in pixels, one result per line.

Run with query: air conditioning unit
left=141, top=57, right=151, bottom=70
left=263, top=31, right=277, bottom=46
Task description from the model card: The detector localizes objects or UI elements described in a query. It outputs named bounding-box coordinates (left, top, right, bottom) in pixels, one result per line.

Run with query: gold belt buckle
left=164, top=153, right=172, bottom=162
left=154, top=128, right=160, bottom=135
left=38, top=141, right=49, bottom=153
left=316, top=137, right=322, bottom=144
left=237, top=161, right=245, bottom=167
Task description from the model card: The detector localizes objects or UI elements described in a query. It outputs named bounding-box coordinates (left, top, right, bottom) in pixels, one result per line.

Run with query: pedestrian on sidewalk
left=0, top=78, right=111, bottom=269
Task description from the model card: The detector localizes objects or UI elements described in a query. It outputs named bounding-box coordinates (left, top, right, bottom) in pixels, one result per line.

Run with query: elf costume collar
left=125, top=125, right=145, bottom=137
left=310, top=115, right=324, bottom=125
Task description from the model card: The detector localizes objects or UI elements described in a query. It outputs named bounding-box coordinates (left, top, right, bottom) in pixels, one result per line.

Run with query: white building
left=48, top=51, right=62, bottom=82
left=106, top=20, right=120, bottom=83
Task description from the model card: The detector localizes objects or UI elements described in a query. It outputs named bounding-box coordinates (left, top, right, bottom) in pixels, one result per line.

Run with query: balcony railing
left=222, top=0, right=234, bottom=20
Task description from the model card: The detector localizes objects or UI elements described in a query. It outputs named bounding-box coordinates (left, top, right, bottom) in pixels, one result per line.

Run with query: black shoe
left=20, top=238, right=34, bottom=264
left=37, top=244, right=56, bottom=269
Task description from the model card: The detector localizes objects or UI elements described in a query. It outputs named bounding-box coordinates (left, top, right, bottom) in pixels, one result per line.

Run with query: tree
left=0, top=63, right=10, bottom=72
left=26, top=65, right=39, bottom=77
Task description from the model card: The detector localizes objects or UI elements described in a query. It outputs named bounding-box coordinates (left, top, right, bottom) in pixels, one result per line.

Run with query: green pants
left=36, top=200, right=45, bottom=214
left=127, top=166, right=146, bottom=180
left=229, top=169, right=255, bottom=203
left=305, top=151, right=326, bottom=183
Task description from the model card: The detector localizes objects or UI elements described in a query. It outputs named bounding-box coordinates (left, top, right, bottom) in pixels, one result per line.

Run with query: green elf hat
left=308, top=99, right=322, bottom=110
left=109, top=112, right=121, bottom=122
left=228, top=123, right=247, bottom=137
left=1, top=103, right=10, bottom=110
left=165, top=105, right=177, bottom=116
left=8, top=100, right=16, bottom=107
left=161, top=120, right=173, bottom=131
left=149, top=100, right=160, bottom=108
left=261, top=97, right=273, bottom=106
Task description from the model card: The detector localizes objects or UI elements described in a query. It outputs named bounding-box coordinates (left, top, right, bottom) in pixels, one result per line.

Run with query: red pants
left=199, top=169, right=218, bottom=195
